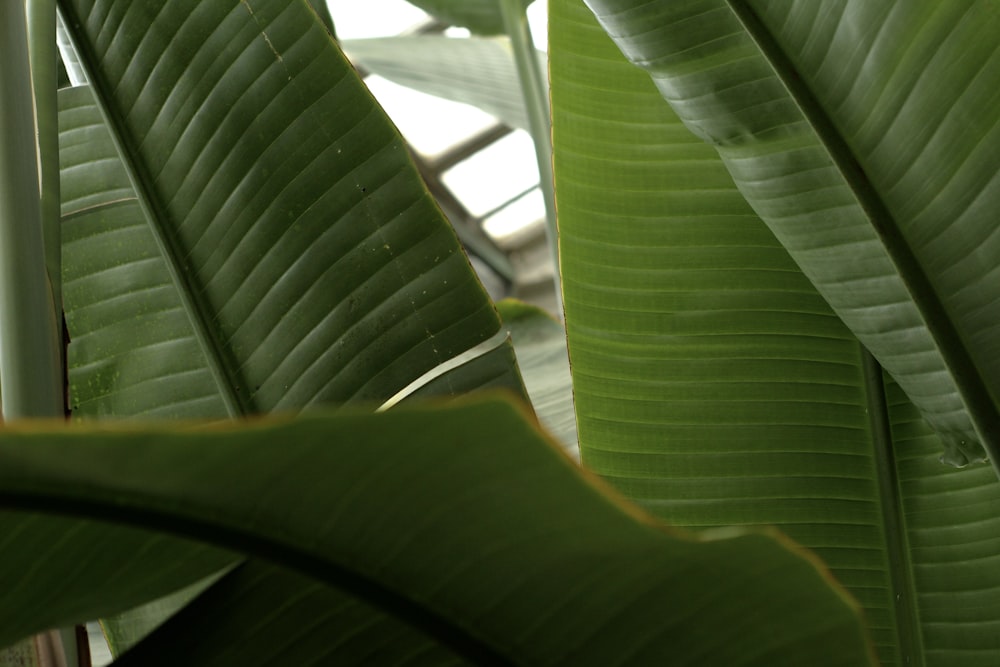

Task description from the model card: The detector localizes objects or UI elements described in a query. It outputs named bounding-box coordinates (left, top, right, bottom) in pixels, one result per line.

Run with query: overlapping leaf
left=550, top=1, right=1000, bottom=664
left=0, top=399, right=873, bottom=665
left=0, top=511, right=236, bottom=650
left=52, top=0, right=525, bottom=653
left=112, top=562, right=461, bottom=667
left=58, top=0, right=518, bottom=421
left=578, top=0, right=1000, bottom=467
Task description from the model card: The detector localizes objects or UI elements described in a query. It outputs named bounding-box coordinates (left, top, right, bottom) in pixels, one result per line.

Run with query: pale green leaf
left=550, top=2, right=1000, bottom=664
left=578, top=0, right=1000, bottom=467
left=56, top=0, right=525, bottom=651
left=58, top=0, right=517, bottom=421
left=343, top=36, right=545, bottom=131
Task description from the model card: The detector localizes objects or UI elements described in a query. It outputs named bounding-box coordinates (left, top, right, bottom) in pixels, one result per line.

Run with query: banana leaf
left=0, top=398, right=874, bottom=665
left=578, top=0, right=1000, bottom=468
left=54, top=0, right=525, bottom=653
left=550, top=1, right=1000, bottom=664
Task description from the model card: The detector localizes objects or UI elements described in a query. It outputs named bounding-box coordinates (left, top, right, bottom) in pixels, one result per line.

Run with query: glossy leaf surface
left=58, top=0, right=514, bottom=421
left=114, top=562, right=460, bottom=666
left=498, top=299, right=577, bottom=456
left=551, top=1, right=1000, bottom=664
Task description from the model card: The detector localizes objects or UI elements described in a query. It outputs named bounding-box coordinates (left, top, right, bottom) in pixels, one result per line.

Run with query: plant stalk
left=499, top=0, right=562, bottom=315
left=29, top=0, right=62, bottom=326
left=0, top=3, right=64, bottom=417
left=0, top=3, right=76, bottom=662
left=28, top=0, right=71, bottom=421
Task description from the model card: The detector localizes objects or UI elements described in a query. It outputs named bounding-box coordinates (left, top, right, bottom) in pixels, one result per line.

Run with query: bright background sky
left=326, top=0, right=550, bottom=242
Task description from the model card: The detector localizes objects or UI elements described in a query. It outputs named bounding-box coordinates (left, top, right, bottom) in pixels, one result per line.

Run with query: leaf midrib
left=57, top=1, right=254, bottom=418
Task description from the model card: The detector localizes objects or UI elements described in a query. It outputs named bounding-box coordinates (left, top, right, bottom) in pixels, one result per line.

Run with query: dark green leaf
left=343, top=36, right=545, bottom=131
left=0, top=399, right=873, bottom=665
left=306, top=0, right=336, bottom=37
left=114, top=562, right=462, bottom=666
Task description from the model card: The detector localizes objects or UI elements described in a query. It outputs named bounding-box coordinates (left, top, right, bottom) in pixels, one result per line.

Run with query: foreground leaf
left=0, top=399, right=872, bottom=665
left=550, top=1, right=1000, bottom=664
left=0, top=512, right=235, bottom=650
left=578, top=0, right=1000, bottom=467
left=498, top=300, right=577, bottom=456
left=114, top=562, right=460, bottom=666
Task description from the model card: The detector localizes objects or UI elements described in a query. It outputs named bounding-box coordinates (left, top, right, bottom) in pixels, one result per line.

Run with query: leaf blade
left=59, top=0, right=513, bottom=419
left=577, top=0, right=1000, bottom=466
left=56, top=0, right=527, bottom=651
left=0, top=399, right=873, bottom=665
left=498, top=299, right=577, bottom=456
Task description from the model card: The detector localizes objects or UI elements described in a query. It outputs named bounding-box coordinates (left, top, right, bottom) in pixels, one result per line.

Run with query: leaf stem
left=499, top=0, right=562, bottom=315
left=0, top=0, right=64, bottom=419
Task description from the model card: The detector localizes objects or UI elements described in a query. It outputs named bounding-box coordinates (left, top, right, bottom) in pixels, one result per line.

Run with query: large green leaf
left=58, top=0, right=520, bottom=421
left=403, top=0, right=533, bottom=36
left=111, top=562, right=461, bottom=666
left=0, top=399, right=874, bottom=665
left=343, top=36, right=545, bottom=131
left=578, top=0, right=1000, bottom=467
left=55, top=0, right=525, bottom=652
left=550, top=1, right=1000, bottom=664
